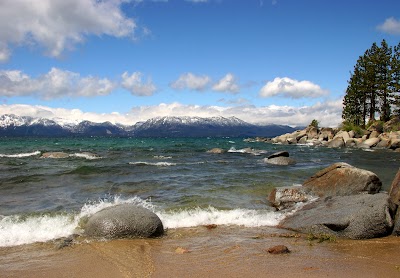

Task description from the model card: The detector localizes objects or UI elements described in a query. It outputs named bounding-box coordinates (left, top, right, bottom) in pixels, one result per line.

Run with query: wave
left=227, top=147, right=268, bottom=156
left=129, top=161, right=176, bottom=167
left=0, top=196, right=152, bottom=247
left=0, top=151, right=41, bottom=158
left=153, top=155, right=172, bottom=159
left=0, top=196, right=293, bottom=247
left=158, top=207, right=285, bottom=229
left=70, top=152, right=102, bottom=160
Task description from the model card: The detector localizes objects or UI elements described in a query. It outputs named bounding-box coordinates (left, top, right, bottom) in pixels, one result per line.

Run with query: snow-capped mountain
left=0, top=114, right=296, bottom=137
left=132, top=116, right=295, bottom=137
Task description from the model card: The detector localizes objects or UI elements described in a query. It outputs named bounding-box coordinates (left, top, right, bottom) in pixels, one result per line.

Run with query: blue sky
left=0, top=0, right=400, bottom=127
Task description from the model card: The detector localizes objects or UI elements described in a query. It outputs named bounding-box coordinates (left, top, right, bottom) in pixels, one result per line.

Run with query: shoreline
left=2, top=226, right=400, bottom=277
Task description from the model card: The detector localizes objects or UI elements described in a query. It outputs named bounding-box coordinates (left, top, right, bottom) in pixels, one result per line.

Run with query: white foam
left=0, top=214, right=78, bottom=247
left=0, top=151, right=41, bottom=158
left=158, top=207, right=285, bottom=229
left=0, top=196, right=292, bottom=247
left=153, top=155, right=172, bottom=159
left=129, top=161, right=176, bottom=167
left=70, top=152, right=102, bottom=160
left=0, top=196, right=154, bottom=247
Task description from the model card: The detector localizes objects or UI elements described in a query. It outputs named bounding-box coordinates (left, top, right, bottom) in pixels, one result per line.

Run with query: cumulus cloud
left=212, top=73, right=240, bottom=93
left=259, top=77, right=329, bottom=99
left=0, top=68, right=116, bottom=99
left=0, top=99, right=343, bottom=127
left=0, top=0, right=135, bottom=61
left=170, top=73, right=211, bottom=91
left=377, top=17, right=400, bottom=35
left=121, top=72, right=157, bottom=96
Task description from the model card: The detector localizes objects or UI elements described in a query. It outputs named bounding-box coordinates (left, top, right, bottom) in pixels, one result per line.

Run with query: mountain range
left=0, top=114, right=297, bottom=137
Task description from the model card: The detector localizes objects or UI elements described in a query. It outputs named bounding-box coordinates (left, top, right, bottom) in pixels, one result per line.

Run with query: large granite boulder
left=358, top=137, right=380, bottom=149
left=389, top=168, right=400, bottom=206
left=280, top=193, right=395, bottom=239
left=327, top=137, right=344, bottom=148
left=302, top=162, right=382, bottom=197
left=84, top=204, right=164, bottom=239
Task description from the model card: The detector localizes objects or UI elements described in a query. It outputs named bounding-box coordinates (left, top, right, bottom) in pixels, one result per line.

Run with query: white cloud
left=212, top=73, right=240, bottom=93
left=0, top=0, right=135, bottom=61
left=259, top=77, right=328, bottom=99
left=0, top=99, right=343, bottom=127
left=121, top=72, right=157, bottom=96
left=0, top=68, right=116, bottom=99
left=377, top=17, right=400, bottom=35
left=170, top=72, right=211, bottom=91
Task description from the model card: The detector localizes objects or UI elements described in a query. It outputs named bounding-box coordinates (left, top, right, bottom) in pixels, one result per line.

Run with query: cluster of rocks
left=260, top=125, right=400, bottom=151
left=269, top=162, right=400, bottom=239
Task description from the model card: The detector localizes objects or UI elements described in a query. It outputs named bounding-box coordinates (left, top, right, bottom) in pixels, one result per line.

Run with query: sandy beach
left=1, top=226, right=400, bottom=278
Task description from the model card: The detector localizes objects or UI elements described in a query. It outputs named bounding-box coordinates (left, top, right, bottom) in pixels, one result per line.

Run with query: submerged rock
left=267, top=151, right=289, bottom=159
left=280, top=193, right=395, bottom=239
left=302, top=162, right=382, bottom=197
left=264, top=156, right=296, bottom=166
left=84, top=204, right=164, bottom=239
left=207, top=148, right=225, bottom=154
left=40, top=152, right=69, bottom=159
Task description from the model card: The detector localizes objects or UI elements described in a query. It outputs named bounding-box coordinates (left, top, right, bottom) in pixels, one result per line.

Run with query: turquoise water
left=0, top=137, right=398, bottom=246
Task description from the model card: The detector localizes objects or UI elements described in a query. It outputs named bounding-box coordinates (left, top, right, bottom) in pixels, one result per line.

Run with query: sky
left=0, top=0, right=400, bottom=127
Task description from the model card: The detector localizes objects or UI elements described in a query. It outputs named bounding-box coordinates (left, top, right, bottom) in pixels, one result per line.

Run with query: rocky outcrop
left=302, top=162, right=382, bottom=197
left=267, top=163, right=400, bottom=239
left=84, top=204, right=164, bottom=239
left=266, top=123, right=400, bottom=151
left=280, top=193, right=395, bottom=239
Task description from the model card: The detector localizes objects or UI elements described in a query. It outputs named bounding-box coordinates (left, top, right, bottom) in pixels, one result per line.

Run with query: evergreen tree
left=342, top=40, right=399, bottom=126
left=392, top=43, right=400, bottom=115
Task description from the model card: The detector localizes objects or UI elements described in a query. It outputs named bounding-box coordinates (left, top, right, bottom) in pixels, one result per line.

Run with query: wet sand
left=1, top=226, right=400, bottom=278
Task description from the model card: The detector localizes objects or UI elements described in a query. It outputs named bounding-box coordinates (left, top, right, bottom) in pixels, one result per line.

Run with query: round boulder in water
left=84, top=204, right=164, bottom=239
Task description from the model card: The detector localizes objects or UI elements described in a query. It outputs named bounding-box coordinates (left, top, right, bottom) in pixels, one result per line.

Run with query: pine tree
left=342, top=40, right=399, bottom=126
left=392, top=43, right=400, bottom=115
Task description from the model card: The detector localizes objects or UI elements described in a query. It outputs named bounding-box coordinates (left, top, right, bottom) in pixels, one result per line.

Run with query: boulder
left=267, top=245, right=290, bottom=254
left=264, top=156, right=296, bottom=166
left=295, top=130, right=307, bottom=141
left=334, top=131, right=350, bottom=143
left=207, top=148, right=225, bottom=154
left=267, top=151, right=289, bottom=159
left=287, top=137, right=297, bottom=144
left=306, top=126, right=319, bottom=139
left=280, top=193, right=394, bottom=239
left=389, top=139, right=400, bottom=150
left=319, top=127, right=335, bottom=141
left=84, top=204, right=164, bottom=239
left=369, top=131, right=380, bottom=139
left=298, top=136, right=308, bottom=144
left=327, top=137, right=344, bottom=148
left=268, top=186, right=312, bottom=210
left=376, top=139, right=390, bottom=148
left=302, top=162, right=382, bottom=197
left=389, top=168, right=400, bottom=206
left=345, top=138, right=357, bottom=148
left=40, top=152, right=69, bottom=159
left=358, top=137, right=380, bottom=149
